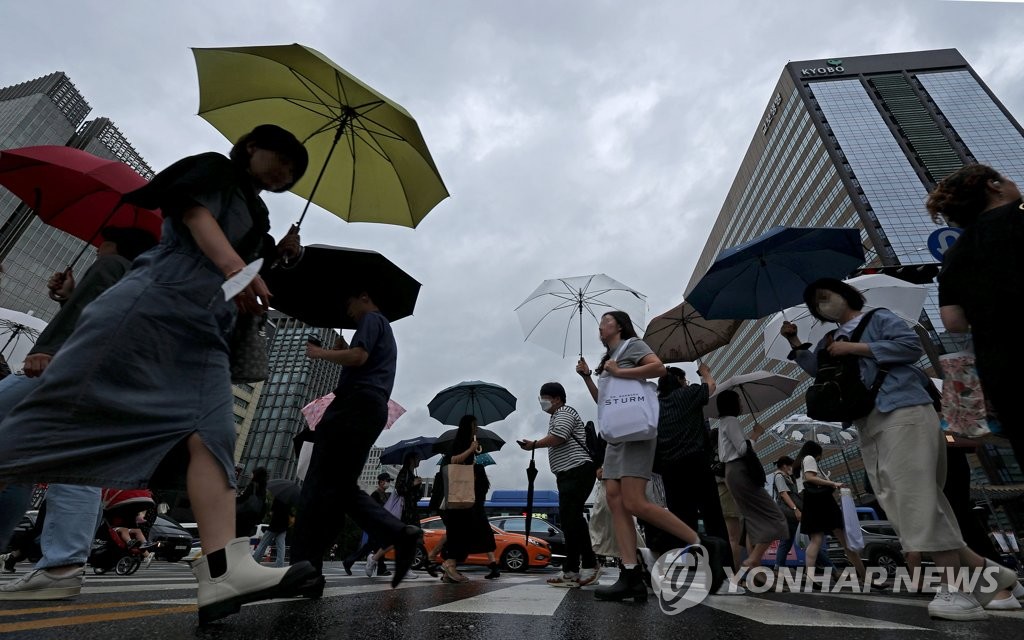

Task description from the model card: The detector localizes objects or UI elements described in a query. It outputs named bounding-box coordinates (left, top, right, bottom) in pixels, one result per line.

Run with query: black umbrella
left=263, top=244, right=420, bottom=328
left=431, top=427, right=505, bottom=456
left=267, top=479, right=302, bottom=506
left=523, top=449, right=539, bottom=546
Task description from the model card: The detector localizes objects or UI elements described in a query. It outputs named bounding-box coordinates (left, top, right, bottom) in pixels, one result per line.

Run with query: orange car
left=386, top=516, right=550, bottom=572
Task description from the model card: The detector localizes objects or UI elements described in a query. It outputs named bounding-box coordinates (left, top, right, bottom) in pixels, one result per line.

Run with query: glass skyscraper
left=0, top=73, right=153, bottom=321
left=686, top=49, right=1024, bottom=495
left=237, top=311, right=343, bottom=480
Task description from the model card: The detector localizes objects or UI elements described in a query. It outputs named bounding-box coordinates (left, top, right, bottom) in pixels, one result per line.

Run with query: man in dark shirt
left=291, top=290, right=420, bottom=593
left=646, top=364, right=734, bottom=575
left=0, top=227, right=157, bottom=599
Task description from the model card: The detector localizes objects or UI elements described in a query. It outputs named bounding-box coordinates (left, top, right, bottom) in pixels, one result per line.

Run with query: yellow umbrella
left=192, top=43, right=449, bottom=229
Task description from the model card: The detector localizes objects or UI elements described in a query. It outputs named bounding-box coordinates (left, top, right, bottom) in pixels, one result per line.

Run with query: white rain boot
left=191, top=537, right=317, bottom=624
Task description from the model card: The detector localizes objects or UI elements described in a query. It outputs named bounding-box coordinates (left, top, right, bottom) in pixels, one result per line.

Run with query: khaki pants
left=855, top=404, right=965, bottom=553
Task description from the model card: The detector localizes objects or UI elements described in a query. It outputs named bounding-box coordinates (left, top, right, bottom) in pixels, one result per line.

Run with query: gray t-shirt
left=599, top=337, right=654, bottom=377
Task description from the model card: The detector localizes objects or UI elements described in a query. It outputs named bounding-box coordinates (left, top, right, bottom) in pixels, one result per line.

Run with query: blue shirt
left=336, top=311, right=397, bottom=396
left=790, top=308, right=933, bottom=414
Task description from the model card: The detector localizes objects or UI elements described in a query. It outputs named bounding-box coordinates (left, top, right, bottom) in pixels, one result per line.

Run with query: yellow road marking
left=0, top=605, right=195, bottom=633
left=0, top=601, right=141, bottom=616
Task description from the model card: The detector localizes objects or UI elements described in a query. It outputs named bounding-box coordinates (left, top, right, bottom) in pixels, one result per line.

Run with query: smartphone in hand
left=307, top=334, right=322, bottom=347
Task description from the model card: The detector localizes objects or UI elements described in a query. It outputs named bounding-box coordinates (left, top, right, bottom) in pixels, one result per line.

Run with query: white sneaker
left=976, top=560, right=1021, bottom=607
left=142, top=554, right=154, bottom=569
left=577, top=565, right=603, bottom=587
left=1013, top=581, right=1024, bottom=600
left=985, top=594, right=1022, bottom=611
left=191, top=537, right=318, bottom=624
left=546, top=572, right=580, bottom=588
left=715, top=581, right=746, bottom=596
left=0, top=568, right=84, bottom=600
left=364, top=556, right=377, bottom=578
left=928, top=588, right=987, bottom=621
left=0, top=553, right=15, bottom=574
left=404, top=570, right=420, bottom=580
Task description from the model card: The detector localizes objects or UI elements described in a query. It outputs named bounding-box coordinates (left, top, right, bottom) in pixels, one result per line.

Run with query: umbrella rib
left=521, top=302, right=579, bottom=342
left=282, top=97, right=343, bottom=121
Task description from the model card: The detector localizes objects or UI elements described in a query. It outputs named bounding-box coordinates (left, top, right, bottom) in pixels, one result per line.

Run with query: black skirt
left=800, top=488, right=843, bottom=535
left=440, top=503, right=496, bottom=563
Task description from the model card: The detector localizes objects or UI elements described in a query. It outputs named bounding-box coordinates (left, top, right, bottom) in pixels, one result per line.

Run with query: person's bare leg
left=187, top=434, right=234, bottom=554
left=744, top=542, right=772, bottom=568
left=833, top=529, right=866, bottom=581
left=806, top=533, right=824, bottom=571
left=604, top=480, right=638, bottom=565
left=725, top=517, right=743, bottom=571
left=620, top=477, right=699, bottom=545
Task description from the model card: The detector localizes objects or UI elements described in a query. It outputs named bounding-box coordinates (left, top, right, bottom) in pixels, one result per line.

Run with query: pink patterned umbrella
left=300, top=393, right=406, bottom=430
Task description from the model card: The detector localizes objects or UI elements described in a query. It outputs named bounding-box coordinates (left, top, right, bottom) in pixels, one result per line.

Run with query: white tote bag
left=840, top=488, right=865, bottom=552
left=589, top=482, right=619, bottom=557
left=596, top=339, right=660, bottom=443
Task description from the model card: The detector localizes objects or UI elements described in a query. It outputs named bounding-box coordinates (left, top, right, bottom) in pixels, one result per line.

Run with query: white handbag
left=596, top=338, right=660, bottom=443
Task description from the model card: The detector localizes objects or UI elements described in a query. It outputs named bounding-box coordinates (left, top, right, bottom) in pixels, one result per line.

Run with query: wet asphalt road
left=0, top=561, right=1021, bottom=639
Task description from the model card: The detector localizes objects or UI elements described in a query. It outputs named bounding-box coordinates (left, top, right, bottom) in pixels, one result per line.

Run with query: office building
left=0, top=72, right=152, bottom=320
left=236, top=311, right=343, bottom=480
left=686, top=49, right=1024, bottom=505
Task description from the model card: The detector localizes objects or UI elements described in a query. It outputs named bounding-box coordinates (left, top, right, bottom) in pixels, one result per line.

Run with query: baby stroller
left=89, top=489, right=156, bottom=575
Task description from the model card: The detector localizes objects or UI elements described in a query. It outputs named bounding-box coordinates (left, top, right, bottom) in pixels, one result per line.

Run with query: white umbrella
left=515, top=273, right=646, bottom=358
left=762, top=274, right=927, bottom=362
left=768, top=413, right=861, bottom=493
left=705, top=370, right=800, bottom=418
left=0, top=307, right=48, bottom=371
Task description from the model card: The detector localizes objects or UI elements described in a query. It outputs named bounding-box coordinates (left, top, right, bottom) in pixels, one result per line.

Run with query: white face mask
left=538, top=398, right=553, bottom=412
left=817, top=291, right=847, bottom=322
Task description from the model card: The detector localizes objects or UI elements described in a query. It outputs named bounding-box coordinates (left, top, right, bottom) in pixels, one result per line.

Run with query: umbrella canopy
left=427, top=381, right=517, bottom=427
left=380, top=436, right=438, bottom=465
left=192, top=43, right=448, bottom=229
left=705, top=370, right=800, bottom=418
left=761, top=273, right=928, bottom=362
left=301, top=392, right=406, bottom=430
left=515, top=273, right=647, bottom=358
left=686, top=227, right=865, bottom=320
left=432, top=427, right=506, bottom=456
left=644, top=301, right=741, bottom=363
left=0, top=146, right=162, bottom=266
left=263, top=244, right=421, bottom=329
left=267, top=479, right=302, bottom=506
left=0, top=308, right=48, bottom=370
left=768, top=414, right=857, bottom=449
left=438, top=452, right=497, bottom=467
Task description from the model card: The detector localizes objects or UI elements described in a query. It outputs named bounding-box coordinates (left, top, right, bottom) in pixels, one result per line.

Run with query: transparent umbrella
left=769, top=414, right=860, bottom=494
left=515, top=273, right=646, bottom=358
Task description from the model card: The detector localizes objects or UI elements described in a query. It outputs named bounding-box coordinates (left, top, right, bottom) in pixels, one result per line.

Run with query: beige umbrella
left=644, top=301, right=741, bottom=363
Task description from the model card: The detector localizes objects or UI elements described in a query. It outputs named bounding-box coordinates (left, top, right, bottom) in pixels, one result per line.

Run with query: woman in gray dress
left=0, top=124, right=318, bottom=624
left=576, top=311, right=727, bottom=602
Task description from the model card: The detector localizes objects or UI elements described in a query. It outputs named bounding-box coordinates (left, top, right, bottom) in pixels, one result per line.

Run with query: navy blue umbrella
left=379, top=436, right=438, bottom=465
left=686, top=226, right=865, bottom=320
left=427, top=380, right=517, bottom=427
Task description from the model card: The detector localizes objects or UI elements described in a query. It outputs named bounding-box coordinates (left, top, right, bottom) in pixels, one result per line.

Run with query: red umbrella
left=0, top=146, right=162, bottom=265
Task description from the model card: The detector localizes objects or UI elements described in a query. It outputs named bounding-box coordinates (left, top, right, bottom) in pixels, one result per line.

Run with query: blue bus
left=418, top=489, right=563, bottom=526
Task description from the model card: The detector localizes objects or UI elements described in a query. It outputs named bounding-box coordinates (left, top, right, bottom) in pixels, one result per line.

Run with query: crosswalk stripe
left=821, top=592, right=1024, bottom=619
left=423, top=584, right=570, bottom=616
left=701, top=594, right=929, bottom=630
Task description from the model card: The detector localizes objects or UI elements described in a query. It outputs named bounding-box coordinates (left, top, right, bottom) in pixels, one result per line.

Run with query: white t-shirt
left=796, top=455, right=828, bottom=493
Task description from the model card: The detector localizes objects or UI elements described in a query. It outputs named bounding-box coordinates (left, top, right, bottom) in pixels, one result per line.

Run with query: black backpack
left=570, top=420, right=606, bottom=466
left=805, top=309, right=888, bottom=423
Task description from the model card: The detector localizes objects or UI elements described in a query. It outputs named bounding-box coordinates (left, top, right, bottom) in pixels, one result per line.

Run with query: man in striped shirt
left=517, top=382, right=602, bottom=588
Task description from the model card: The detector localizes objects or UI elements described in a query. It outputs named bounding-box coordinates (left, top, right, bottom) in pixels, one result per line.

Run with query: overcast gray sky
left=2, top=0, right=1023, bottom=490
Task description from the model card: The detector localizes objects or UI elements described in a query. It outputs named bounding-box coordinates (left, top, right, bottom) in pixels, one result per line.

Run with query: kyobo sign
left=761, top=92, right=784, bottom=135
left=801, top=58, right=846, bottom=76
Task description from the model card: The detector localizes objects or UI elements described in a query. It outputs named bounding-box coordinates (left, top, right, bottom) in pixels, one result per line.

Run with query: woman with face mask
left=781, top=279, right=1020, bottom=620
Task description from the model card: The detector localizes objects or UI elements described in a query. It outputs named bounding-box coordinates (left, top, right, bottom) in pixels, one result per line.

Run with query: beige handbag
left=441, top=463, right=475, bottom=510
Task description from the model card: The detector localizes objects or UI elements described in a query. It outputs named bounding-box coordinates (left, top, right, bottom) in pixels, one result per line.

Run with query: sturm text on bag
left=603, top=393, right=646, bottom=406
